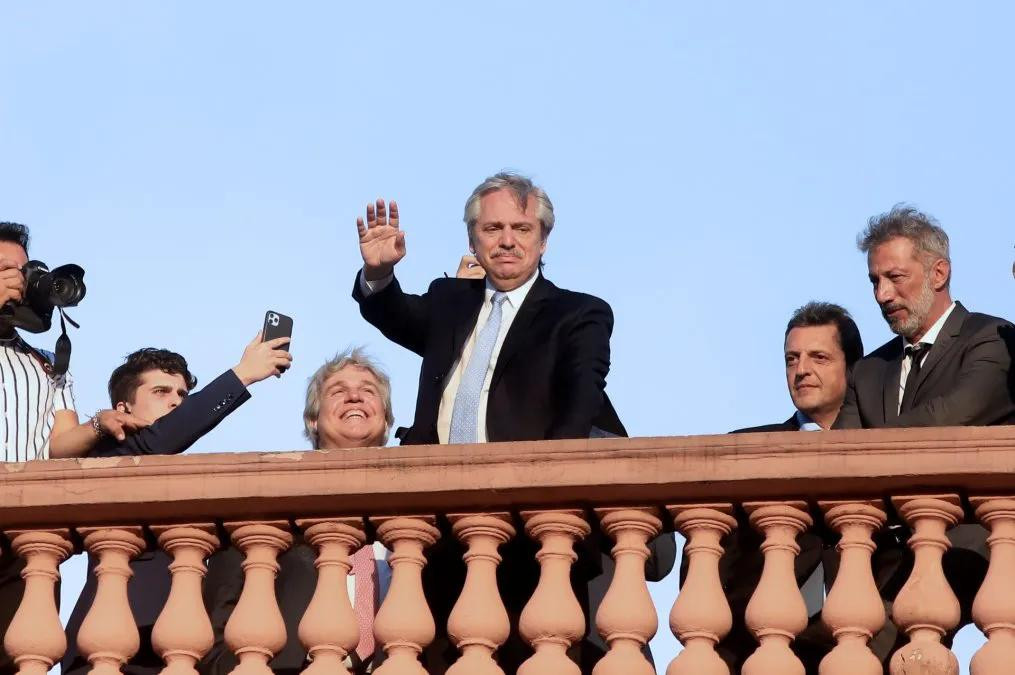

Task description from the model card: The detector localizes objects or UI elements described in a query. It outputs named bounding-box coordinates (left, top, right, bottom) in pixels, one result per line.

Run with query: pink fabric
left=351, top=545, right=378, bottom=662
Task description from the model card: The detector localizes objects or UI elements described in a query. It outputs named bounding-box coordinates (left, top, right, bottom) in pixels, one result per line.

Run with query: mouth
left=341, top=409, right=368, bottom=421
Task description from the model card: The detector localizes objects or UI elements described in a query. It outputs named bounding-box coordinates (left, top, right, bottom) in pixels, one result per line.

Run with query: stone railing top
left=2, top=426, right=1015, bottom=528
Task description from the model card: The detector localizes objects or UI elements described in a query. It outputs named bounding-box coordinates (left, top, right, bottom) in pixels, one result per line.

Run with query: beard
left=882, top=279, right=935, bottom=339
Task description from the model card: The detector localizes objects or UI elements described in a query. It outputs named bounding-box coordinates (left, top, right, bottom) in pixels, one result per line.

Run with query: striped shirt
left=0, top=334, right=76, bottom=462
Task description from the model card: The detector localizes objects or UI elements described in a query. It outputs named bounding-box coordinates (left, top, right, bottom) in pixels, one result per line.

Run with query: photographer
left=0, top=222, right=147, bottom=463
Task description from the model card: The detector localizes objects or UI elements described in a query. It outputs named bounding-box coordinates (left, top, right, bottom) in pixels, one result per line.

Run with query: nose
left=499, top=228, right=517, bottom=248
left=346, top=387, right=363, bottom=403
left=794, top=356, right=813, bottom=380
left=874, top=278, right=894, bottom=305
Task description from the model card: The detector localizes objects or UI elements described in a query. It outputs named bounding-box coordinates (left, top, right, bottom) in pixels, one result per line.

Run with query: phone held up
left=262, top=310, right=293, bottom=373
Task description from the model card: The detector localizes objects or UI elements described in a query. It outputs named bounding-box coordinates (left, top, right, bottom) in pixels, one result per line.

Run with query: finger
left=356, top=216, right=366, bottom=236
left=121, top=413, right=151, bottom=428
left=264, top=336, right=291, bottom=348
left=0, top=259, right=19, bottom=271
left=376, top=198, right=387, bottom=227
left=106, top=419, right=127, bottom=441
left=395, top=230, right=406, bottom=253
left=250, top=331, right=263, bottom=347
left=389, top=200, right=399, bottom=229
left=366, top=202, right=376, bottom=228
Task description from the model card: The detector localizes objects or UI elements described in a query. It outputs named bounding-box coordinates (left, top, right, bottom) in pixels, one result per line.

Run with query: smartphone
left=262, top=310, right=293, bottom=356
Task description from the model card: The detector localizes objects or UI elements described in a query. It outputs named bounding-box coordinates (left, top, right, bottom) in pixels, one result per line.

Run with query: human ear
left=932, top=258, right=951, bottom=291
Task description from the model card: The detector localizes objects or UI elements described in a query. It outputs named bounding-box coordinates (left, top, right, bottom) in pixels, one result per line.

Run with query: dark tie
left=900, top=342, right=930, bottom=413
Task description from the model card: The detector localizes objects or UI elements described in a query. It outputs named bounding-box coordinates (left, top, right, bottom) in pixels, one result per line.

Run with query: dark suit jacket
left=833, top=304, right=1015, bottom=661
left=732, top=414, right=801, bottom=434
left=62, top=370, right=250, bottom=675
left=835, top=302, right=1015, bottom=429
left=352, top=272, right=625, bottom=444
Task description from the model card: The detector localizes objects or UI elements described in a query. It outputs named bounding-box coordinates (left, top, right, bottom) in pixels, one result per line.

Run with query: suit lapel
left=490, top=275, right=553, bottom=387
left=882, top=338, right=904, bottom=424
left=448, top=280, right=486, bottom=376
left=910, top=303, right=967, bottom=400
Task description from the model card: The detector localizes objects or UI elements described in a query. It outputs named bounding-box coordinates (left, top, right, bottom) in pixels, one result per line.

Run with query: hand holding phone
left=232, top=311, right=294, bottom=386
left=262, top=310, right=294, bottom=349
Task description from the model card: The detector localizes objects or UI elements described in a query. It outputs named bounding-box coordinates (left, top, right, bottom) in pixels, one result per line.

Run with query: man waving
left=353, top=171, right=625, bottom=445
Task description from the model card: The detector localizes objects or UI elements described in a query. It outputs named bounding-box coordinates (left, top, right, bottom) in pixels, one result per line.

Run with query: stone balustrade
left=2, top=425, right=1015, bottom=674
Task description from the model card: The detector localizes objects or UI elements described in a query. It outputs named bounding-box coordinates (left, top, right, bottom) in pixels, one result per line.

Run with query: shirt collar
left=907, top=301, right=956, bottom=348
left=794, top=410, right=824, bottom=432
left=485, top=271, right=539, bottom=309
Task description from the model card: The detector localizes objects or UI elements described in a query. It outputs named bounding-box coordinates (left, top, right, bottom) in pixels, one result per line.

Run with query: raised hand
left=356, top=198, right=406, bottom=280
left=233, top=331, right=293, bottom=386
left=455, top=254, right=486, bottom=280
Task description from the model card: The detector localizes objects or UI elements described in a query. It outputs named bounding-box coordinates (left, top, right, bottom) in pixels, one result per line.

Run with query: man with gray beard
left=836, top=205, right=1014, bottom=428
left=835, top=205, right=1015, bottom=665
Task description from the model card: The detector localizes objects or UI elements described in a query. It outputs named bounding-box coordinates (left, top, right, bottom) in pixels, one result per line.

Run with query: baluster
left=741, top=501, right=812, bottom=675
left=591, top=508, right=661, bottom=675
left=888, top=495, right=962, bottom=675
left=1, top=529, right=73, bottom=675
left=667, top=504, right=737, bottom=675
left=371, top=516, right=440, bottom=675
left=76, top=526, right=146, bottom=675
left=818, top=501, right=887, bottom=675
left=518, top=510, right=590, bottom=675
left=446, top=513, right=515, bottom=675
left=969, top=497, right=1015, bottom=674
left=222, top=521, right=292, bottom=675
left=150, top=524, right=219, bottom=675
left=295, top=518, right=367, bottom=675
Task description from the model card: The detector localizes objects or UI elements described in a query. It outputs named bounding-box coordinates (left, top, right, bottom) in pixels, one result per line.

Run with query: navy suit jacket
left=353, top=272, right=625, bottom=445
left=62, top=370, right=249, bottom=675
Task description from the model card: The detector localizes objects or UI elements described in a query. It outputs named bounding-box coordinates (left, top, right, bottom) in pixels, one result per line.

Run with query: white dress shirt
left=794, top=410, right=823, bottom=432
left=359, top=268, right=539, bottom=443
left=898, top=302, right=956, bottom=413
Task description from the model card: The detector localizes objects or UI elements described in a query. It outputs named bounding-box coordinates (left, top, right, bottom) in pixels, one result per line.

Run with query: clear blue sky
left=3, top=2, right=1011, bottom=671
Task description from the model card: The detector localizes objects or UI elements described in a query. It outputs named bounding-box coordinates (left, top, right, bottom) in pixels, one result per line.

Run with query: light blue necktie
left=449, top=291, right=507, bottom=443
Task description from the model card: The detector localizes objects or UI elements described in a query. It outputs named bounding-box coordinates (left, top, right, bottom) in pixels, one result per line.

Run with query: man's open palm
left=357, top=198, right=406, bottom=279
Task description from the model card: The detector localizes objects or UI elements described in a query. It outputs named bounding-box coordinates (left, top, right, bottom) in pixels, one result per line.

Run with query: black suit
left=834, top=302, right=1015, bottom=664
left=62, top=371, right=250, bottom=675
left=353, top=272, right=625, bottom=444
left=836, top=302, right=1015, bottom=428
left=354, top=271, right=636, bottom=673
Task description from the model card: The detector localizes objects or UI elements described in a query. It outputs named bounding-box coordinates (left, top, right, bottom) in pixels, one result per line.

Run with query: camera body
left=3, top=260, right=86, bottom=333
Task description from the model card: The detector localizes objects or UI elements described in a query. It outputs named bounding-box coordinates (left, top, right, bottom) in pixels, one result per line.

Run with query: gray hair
left=463, top=172, right=555, bottom=241
left=303, top=347, right=394, bottom=448
left=858, top=205, right=951, bottom=276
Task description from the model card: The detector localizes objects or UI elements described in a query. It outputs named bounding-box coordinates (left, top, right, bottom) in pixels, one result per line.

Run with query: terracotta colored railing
left=3, top=426, right=1015, bottom=674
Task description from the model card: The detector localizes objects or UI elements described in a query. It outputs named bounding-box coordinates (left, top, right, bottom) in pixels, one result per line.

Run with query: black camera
left=4, top=261, right=86, bottom=333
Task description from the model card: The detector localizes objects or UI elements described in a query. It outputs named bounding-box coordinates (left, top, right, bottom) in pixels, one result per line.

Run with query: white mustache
left=491, top=250, right=523, bottom=259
